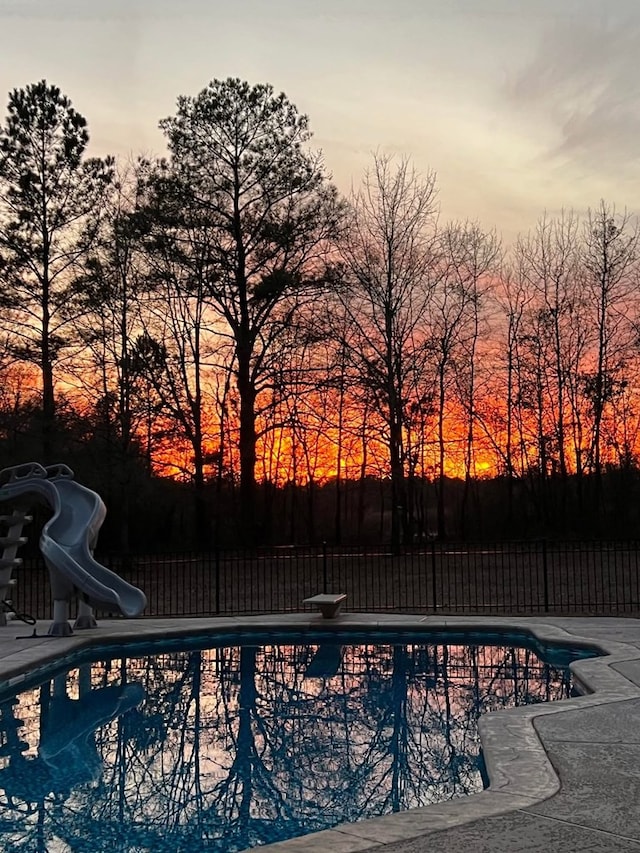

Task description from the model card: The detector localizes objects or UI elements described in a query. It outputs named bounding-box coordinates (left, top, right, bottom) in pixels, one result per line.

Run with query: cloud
left=505, top=13, right=640, bottom=176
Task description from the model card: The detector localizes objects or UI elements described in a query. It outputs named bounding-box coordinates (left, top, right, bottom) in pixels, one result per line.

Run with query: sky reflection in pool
left=0, top=631, right=598, bottom=851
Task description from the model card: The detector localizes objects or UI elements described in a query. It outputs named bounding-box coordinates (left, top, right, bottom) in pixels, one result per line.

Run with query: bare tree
left=514, top=212, right=584, bottom=523
left=480, top=267, right=530, bottom=529
left=429, top=223, right=493, bottom=539
left=444, top=222, right=501, bottom=536
left=135, top=203, right=224, bottom=548
left=72, top=160, right=155, bottom=549
left=581, top=201, right=639, bottom=510
left=339, top=154, right=439, bottom=549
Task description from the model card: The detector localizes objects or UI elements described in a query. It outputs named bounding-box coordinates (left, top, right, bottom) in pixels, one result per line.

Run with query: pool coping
left=0, top=613, right=638, bottom=852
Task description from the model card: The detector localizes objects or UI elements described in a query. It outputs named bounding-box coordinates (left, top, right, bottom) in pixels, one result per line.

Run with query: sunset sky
left=2, top=0, right=640, bottom=244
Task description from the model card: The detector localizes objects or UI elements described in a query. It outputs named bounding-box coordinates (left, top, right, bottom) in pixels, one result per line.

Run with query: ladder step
left=0, top=558, right=22, bottom=570
left=0, top=536, right=27, bottom=548
left=0, top=514, right=32, bottom=525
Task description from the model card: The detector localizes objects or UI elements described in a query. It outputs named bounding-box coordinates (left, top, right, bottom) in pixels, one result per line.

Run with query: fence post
left=215, top=547, right=221, bottom=615
left=322, top=541, right=328, bottom=593
left=431, top=539, right=437, bottom=613
left=542, top=539, right=549, bottom=613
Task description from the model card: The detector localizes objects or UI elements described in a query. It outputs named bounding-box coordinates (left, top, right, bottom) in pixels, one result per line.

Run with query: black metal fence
left=9, top=540, right=640, bottom=622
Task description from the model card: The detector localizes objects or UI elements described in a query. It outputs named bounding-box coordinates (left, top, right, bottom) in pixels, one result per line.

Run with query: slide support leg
left=74, top=599, right=97, bottom=630
left=48, top=599, right=73, bottom=636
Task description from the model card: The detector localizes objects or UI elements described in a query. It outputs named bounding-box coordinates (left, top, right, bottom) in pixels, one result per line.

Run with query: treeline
left=2, top=78, right=640, bottom=550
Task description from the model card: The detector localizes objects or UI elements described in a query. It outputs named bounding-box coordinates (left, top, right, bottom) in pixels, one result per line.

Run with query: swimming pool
left=0, top=629, right=599, bottom=852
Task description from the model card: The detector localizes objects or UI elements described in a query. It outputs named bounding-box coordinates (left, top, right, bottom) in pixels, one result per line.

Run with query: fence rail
left=9, top=540, right=640, bottom=622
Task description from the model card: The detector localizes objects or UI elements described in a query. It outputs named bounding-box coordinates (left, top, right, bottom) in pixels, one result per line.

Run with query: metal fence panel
left=10, top=540, right=640, bottom=622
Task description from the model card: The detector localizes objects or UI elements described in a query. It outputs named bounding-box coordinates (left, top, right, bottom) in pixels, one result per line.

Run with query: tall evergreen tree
left=158, top=77, right=342, bottom=539
left=0, top=80, right=112, bottom=459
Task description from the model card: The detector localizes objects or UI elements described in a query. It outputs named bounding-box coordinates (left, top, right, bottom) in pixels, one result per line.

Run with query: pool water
left=0, top=630, right=598, bottom=852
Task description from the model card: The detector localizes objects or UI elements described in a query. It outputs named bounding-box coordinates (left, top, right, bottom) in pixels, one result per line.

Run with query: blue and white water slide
left=0, top=462, right=146, bottom=635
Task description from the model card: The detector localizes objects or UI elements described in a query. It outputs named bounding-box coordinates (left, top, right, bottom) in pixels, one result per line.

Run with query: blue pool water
left=0, top=630, right=599, bottom=851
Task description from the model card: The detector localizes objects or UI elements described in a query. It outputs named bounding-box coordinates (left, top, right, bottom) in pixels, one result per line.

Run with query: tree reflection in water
left=0, top=634, right=584, bottom=851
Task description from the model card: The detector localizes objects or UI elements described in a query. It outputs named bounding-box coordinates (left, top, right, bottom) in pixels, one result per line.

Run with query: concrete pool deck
left=0, top=613, right=639, bottom=852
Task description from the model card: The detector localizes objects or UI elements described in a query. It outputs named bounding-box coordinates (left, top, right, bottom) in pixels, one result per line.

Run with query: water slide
left=0, top=463, right=146, bottom=634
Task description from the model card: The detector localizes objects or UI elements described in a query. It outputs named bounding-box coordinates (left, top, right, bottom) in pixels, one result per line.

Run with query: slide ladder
left=0, top=505, right=32, bottom=627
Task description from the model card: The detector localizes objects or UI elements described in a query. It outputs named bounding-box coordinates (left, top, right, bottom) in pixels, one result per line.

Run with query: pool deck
left=1, top=613, right=640, bottom=852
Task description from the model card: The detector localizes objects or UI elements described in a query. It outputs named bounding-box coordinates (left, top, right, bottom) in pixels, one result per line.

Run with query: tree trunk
left=237, top=345, right=257, bottom=542
left=41, top=196, right=55, bottom=461
left=437, top=361, right=447, bottom=540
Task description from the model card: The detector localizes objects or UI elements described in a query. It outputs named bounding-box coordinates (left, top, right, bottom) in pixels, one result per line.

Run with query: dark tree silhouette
left=157, top=77, right=343, bottom=540
left=339, top=154, right=438, bottom=550
left=0, top=80, right=112, bottom=459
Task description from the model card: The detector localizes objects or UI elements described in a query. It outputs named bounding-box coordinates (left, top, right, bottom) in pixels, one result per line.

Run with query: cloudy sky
left=1, top=0, right=639, bottom=243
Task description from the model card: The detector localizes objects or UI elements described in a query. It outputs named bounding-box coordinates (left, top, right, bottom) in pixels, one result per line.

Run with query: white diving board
left=303, top=593, right=347, bottom=619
